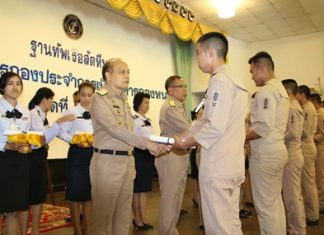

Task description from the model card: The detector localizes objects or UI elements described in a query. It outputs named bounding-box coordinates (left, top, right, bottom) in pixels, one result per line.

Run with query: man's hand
left=173, top=133, right=197, bottom=150
left=147, top=141, right=172, bottom=156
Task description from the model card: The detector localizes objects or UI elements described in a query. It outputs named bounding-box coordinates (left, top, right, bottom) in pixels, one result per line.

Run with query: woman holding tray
left=0, top=71, right=31, bottom=235
left=59, top=81, right=95, bottom=235
left=19, top=87, right=75, bottom=235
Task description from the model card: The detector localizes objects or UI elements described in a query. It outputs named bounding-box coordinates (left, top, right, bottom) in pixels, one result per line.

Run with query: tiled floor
left=42, top=178, right=323, bottom=235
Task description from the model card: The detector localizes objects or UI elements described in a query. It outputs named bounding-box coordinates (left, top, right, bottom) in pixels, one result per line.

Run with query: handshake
left=147, top=135, right=174, bottom=156
left=147, top=134, right=193, bottom=156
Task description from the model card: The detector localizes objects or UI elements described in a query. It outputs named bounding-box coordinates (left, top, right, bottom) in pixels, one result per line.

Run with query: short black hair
left=0, top=72, right=23, bottom=95
left=297, top=85, right=311, bottom=99
left=310, top=93, right=321, bottom=104
left=248, top=51, right=275, bottom=71
left=79, top=81, right=95, bottom=93
left=73, top=90, right=79, bottom=96
left=133, top=92, right=150, bottom=112
left=197, top=32, right=228, bottom=60
left=282, top=79, right=298, bottom=96
left=28, top=87, right=55, bottom=110
left=165, top=75, right=182, bottom=92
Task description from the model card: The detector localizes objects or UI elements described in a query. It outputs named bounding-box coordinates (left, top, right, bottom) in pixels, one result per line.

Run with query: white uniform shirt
left=315, top=107, right=324, bottom=146
left=250, top=78, right=290, bottom=154
left=284, top=99, right=304, bottom=155
left=29, top=105, right=61, bottom=144
left=301, top=101, right=317, bottom=144
left=0, top=97, right=30, bottom=151
left=59, top=103, right=93, bottom=143
left=133, top=112, right=154, bottom=138
left=191, top=64, right=248, bottom=179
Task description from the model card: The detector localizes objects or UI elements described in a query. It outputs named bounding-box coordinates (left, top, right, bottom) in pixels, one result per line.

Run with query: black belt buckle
left=94, top=148, right=133, bottom=156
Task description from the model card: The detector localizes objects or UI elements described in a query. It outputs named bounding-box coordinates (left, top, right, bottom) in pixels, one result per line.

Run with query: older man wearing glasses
left=155, top=75, right=191, bottom=235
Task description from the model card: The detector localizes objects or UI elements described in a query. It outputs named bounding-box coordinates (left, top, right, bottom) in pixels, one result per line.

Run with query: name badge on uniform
left=263, top=98, right=268, bottom=109
left=212, top=91, right=219, bottom=107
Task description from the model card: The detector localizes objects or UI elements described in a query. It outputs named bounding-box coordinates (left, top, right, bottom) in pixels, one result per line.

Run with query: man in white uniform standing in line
left=174, top=32, right=248, bottom=235
left=311, top=93, right=324, bottom=217
left=296, top=85, right=319, bottom=226
left=246, top=51, right=289, bottom=235
left=281, top=79, right=306, bottom=235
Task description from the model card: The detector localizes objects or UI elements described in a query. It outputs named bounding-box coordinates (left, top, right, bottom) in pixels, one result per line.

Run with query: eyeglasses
left=170, top=84, right=187, bottom=88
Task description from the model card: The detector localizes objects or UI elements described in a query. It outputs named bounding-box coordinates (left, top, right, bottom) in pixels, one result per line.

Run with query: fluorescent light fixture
left=212, top=0, right=242, bottom=19
left=217, top=5, right=236, bottom=18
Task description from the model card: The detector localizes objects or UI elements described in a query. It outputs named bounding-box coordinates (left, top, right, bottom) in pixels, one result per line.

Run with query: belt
left=94, top=148, right=133, bottom=156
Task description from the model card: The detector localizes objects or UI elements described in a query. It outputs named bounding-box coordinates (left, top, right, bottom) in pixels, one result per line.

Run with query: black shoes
left=143, top=223, right=154, bottom=229
left=192, top=198, right=199, bottom=207
left=239, top=209, right=252, bottom=219
left=199, top=225, right=205, bottom=231
left=180, top=209, right=188, bottom=216
left=306, top=218, right=320, bottom=226
left=132, top=220, right=154, bottom=230
left=132, top=220, right=148, bottom=230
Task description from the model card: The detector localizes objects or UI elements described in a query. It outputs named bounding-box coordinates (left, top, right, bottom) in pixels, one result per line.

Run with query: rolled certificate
left=150, top=135, right=175, bottom=145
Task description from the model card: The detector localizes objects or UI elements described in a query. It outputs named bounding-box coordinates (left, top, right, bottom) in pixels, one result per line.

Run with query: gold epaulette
left=169, top=100, right=176, bottom=107
left=97, top=88, right=108, bottom=96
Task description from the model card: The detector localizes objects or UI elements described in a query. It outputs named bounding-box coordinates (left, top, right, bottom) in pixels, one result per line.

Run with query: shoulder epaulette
left=169, top=100, right=176, bottom=107
left=97, top=88, right=108, bottom=96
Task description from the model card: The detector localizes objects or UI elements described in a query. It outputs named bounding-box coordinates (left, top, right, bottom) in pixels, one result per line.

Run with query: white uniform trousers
left=250, top=152, right=288, bottom=235
left=316, top=146, right=324, bottom=210
left=282, top=156, right=306, bottom=235
left=200, top=176, right=244, bottom=235
left=301, top=144, right=319, bottom=220
left=155, top=151, right=188, bottom=235
left=90, top=154, right=135, bottom=235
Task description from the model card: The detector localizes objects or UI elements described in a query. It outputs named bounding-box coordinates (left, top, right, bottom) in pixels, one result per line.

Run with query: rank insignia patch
left=212, top=92, right=219, bottom=106
left=264, top=98, right=268, bottom=109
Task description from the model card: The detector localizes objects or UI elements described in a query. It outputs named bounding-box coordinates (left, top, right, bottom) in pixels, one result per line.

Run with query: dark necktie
left=144, top=119, right=151, bottom=126
left=43, top=117, right=49, bottom=126
left=6, top=109, right=23, bottom=119
left=82, top=111, right=91, bottom=120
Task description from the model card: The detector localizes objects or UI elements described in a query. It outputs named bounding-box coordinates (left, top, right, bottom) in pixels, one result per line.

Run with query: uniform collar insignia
left=169, top=100, right=176, bottom=107
left=97, top=88, right=108, bottom=96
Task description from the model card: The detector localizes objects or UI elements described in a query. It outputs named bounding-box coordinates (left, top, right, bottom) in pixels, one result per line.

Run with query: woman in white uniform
left=0, top=72, right=31, bottom=235
left=131, top=92, right=155, bottom=230
left=19, top=87, right=75, bottom=235
left=59, top=81, right=95, bottom=235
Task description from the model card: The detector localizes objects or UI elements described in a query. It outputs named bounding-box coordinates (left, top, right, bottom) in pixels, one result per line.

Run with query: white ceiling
left=87, top=0, right=324, bottom=42
left=178, top=0, right=324, bottom=42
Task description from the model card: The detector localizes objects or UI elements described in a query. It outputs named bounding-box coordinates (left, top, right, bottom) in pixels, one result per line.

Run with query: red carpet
left=27, top=204, right=72, bottom=234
